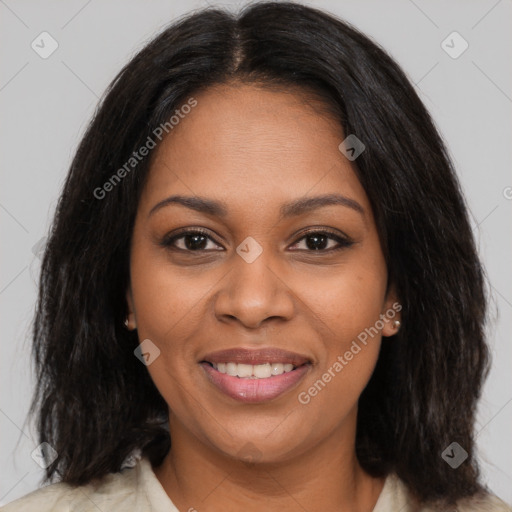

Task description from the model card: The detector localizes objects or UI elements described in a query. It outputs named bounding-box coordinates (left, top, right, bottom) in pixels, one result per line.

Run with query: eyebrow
left=148, top=193, right=365, bottom=219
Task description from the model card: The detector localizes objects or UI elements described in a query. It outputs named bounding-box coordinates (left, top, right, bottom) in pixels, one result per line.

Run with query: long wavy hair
left=29, top=1, right=491, bottom=506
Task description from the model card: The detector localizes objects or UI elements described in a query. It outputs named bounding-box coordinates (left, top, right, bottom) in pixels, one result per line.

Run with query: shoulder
left=1, top=481, right=80, bottom=512
left=446, top=491, right=512, bottom=512
left=417, top=492, right=512, bottom=512
left=377, top=473, right=512, bottom=512
left=0, top=459, right=146, bottom=512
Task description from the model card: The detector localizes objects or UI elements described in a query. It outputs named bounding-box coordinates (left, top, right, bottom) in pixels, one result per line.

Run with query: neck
left=154, top=411, right=385, bottom=512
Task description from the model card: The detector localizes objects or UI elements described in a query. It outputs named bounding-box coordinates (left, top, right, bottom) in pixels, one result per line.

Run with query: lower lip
left=200, top=363, right=310, bottom=403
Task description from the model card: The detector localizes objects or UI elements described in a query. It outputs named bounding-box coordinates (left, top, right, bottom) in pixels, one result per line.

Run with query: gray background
left=1, top=0, right=511, bottom=506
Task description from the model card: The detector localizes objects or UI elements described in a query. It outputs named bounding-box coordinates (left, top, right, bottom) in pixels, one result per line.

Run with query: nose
left=213, top=249, right=295, bottom=330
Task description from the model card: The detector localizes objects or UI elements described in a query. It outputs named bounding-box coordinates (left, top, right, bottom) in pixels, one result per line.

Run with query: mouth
left=199, top=348, right=312, bottom=403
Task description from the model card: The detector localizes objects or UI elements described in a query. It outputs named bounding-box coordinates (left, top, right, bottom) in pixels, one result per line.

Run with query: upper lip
left=201, top=348, right=311, bottom=366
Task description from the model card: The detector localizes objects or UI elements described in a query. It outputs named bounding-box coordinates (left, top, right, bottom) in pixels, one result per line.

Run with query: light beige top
left=1, top=456, right=510, bottom=511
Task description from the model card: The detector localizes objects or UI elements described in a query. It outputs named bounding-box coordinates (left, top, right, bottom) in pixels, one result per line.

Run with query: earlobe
left=381, top=308, right=401, bottom=337
left=381, top=286, right=402, bottom=338
left=382, top=318, right=401, bottom=337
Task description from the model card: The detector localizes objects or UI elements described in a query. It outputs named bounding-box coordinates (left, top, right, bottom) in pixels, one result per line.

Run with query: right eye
left=160, top=229, right=224, bottom=252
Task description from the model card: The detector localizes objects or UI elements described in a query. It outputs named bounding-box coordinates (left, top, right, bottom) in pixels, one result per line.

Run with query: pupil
left=306, top=234, right=327, bottom=250
left=185, top=234, right=207, bottom=250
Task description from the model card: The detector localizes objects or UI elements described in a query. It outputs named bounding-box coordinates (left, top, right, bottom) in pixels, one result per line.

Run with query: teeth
left=211, top=362, right=297, bottom=378
left=254, top=363, right=272, bottom=378
left=226, top=362, right=238, bottom=376
left=271, top=363, right=284, bottom=375
left=237, top=364, right=253, bottom=378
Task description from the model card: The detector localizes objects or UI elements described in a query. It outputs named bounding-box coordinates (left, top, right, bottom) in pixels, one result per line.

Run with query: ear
left=381, top=284, right=402, bottom=338
left=125, top=284, right=137, bottom=330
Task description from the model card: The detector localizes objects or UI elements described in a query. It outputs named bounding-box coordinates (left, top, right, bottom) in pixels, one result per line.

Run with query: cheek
left=298, top=344, right=381, bottom=431
left=296, top=278, right=384, bottom=420
left=294, top=254, right=386, bottom=404
left=129, top=239, right=210, bottom=345
left=128, top=240, right=204, bottom=421
left=294, top=256, right=387, bottom=341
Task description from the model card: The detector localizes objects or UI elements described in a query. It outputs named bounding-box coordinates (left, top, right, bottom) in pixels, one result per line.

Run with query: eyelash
left=160, top=227, right=354, bottom=254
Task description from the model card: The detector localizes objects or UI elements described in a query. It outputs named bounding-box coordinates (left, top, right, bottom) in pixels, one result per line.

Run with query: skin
left=125, top=82, right=401, bottom=512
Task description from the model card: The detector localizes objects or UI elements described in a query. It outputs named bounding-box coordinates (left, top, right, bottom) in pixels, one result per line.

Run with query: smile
left=200, top=347, right=312, bottom=403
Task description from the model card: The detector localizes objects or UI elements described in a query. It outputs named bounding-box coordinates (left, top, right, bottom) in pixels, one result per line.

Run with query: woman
left=2, top=2, right=510, bottom=511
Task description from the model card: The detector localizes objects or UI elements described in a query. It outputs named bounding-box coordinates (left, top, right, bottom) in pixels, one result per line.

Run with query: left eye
left=290, top=230, right=353, bottom=252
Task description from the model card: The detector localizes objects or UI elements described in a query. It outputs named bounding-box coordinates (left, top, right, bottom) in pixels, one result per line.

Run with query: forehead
left=139, top=83, right=370, bottom=217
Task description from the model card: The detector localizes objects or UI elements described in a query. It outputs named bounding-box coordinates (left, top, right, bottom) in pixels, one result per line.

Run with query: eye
left=289, top=229, right=354, bottom=252
left=160, top=228, right=223, bottom=252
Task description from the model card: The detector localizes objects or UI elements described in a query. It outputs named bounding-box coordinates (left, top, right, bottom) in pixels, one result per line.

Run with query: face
left=126, top=83, right=400, bottom=464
